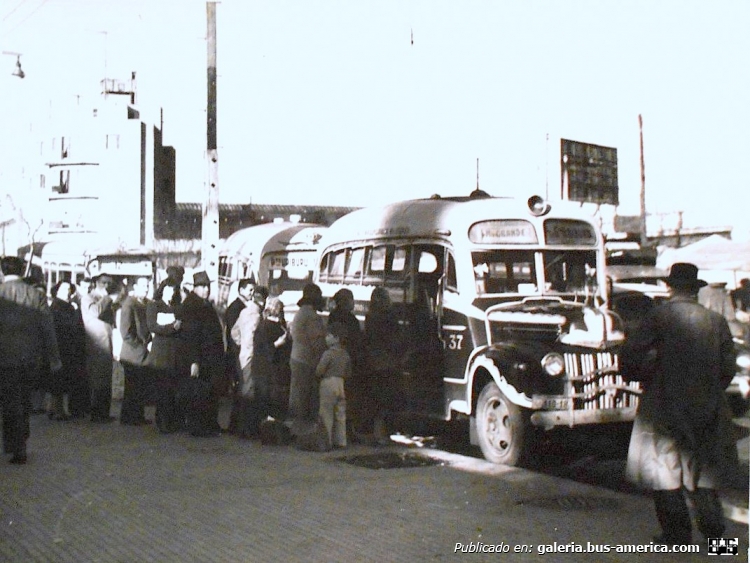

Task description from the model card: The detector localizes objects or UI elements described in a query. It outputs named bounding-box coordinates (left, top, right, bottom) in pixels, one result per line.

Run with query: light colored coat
left=80, top=291, right=115, bottom=389
left=231, top=301, right=263, bottom=371
left=290, top=304, right=327, bottom=367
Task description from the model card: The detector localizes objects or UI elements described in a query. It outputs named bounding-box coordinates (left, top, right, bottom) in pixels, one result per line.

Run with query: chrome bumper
left=530, top=406, right=638, bottom=428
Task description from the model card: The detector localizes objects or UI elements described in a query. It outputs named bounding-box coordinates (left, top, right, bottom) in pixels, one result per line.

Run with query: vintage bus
left=20, top=237, right=157, bottom=294
left=217, top=222, right=326, bottom=312
left=20, top=237, right=158, bottom=362
left=315, top=193, right=639, bottom=465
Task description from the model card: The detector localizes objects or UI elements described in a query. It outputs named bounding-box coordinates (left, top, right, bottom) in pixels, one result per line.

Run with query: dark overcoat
left=178, top=292, right=225, bottom=383
left=0, top=278, right=60, bottom=373
left=49, top=297, right=86, bottom=393
left=621, top=295, right=737, bottom=491
left=145, top=299, right=181, bottom=372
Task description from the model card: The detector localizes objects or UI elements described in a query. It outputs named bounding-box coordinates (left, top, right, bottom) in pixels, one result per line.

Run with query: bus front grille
left=563, top=352, right=641, bottom=410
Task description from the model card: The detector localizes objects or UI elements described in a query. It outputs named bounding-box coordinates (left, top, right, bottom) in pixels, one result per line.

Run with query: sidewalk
left=0, top=400, right=747, bottom=562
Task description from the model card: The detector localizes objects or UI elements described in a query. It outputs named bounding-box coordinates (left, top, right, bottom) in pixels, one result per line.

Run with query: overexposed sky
left=2, top=0, right=749, bottom=236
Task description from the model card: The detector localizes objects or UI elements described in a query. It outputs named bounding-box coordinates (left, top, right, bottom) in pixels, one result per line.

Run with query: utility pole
left=203, top=2, right=220, bottom=290
left=638, top=114, right=648, bottom=247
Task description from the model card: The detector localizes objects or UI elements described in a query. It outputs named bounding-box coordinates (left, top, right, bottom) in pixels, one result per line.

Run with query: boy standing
left=316, top=323, right=351, bottom=449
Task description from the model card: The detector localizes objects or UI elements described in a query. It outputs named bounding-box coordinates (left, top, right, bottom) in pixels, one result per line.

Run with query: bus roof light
left=528, top=195, right=551, bottom=217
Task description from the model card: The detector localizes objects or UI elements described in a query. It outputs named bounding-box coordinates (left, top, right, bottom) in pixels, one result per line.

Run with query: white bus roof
left=320, top=195, right=600, bottom=247
left=25, top=236, right=154, bottom=263
left=220, top=222, right=325, bottom=258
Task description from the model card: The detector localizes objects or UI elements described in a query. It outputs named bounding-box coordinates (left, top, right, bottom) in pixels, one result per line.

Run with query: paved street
left=0, top=400, right=747, bottom=563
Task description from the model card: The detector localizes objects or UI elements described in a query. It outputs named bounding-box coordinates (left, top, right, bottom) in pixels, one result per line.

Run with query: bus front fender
left=468, top=355, right=533, bottom=412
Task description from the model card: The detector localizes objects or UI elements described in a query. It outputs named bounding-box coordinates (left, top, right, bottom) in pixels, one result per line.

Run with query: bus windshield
left=543, top=250, right=598, bottom=295
left=472, top=250, right=537, bottom=295
left=472, top=249, right=599, bottom=297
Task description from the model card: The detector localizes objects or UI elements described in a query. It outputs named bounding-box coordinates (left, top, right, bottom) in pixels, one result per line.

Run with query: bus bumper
left=530, top=406, right=638, bottom=429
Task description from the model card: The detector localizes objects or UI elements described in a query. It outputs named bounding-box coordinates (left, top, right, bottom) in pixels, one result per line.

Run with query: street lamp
left=2, top=51, right=25, bottom=79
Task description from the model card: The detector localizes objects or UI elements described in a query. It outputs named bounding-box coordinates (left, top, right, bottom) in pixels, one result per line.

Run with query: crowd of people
left=0, top=257, right=403, bottom=464
left=1, top=253, right=747, bottom=546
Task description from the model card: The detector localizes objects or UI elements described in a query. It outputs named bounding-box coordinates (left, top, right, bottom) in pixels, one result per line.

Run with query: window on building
left=105, top=134, right=120, bottom=149
left=53, top=170, right=70, bottom=194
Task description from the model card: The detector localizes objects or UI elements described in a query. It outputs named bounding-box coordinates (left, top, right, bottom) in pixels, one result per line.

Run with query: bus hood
left=482, top=297, right=625, bottom=349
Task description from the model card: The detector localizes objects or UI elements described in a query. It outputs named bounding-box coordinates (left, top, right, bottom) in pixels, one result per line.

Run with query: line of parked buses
left=19, top=191, right=750, bottom=466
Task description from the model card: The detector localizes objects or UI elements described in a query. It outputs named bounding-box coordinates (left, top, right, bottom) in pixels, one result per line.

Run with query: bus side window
left=345, top=247, right=366, bottom=285
left=386, top=246, right=408, bottom=286
left=384, top=246, right=409, bottom=303
left=318, top=253, right=330, bottom=283
left=445, top=252, right=458, bottom=293
left=218, top=257, right=230, bottom=278
left=364, top=245, right=386, bottom=285
left=328, top=249, right=347, bottom=283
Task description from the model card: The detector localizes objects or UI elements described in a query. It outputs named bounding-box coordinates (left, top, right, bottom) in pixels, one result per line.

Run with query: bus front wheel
left=475, top=381, right=529, bottom=466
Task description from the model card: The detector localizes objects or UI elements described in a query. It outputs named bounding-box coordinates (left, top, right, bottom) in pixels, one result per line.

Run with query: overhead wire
left=3, top=0, right=50, bottom=35
left=2, top=0, right=30, bottom=22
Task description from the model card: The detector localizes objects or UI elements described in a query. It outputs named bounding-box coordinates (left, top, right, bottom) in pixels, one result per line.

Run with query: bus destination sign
left=468, top=220, right=538, bottom=244
left=544, top=220, right=598, bottom=246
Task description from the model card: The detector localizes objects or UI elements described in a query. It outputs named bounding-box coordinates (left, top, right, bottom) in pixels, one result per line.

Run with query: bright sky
left=2, top=0, right=749, bottom=237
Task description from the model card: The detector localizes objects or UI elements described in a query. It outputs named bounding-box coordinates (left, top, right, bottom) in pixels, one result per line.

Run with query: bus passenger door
left=438, top=251, right=473, bottom=417
left=400, top=244, right=445, bottom=414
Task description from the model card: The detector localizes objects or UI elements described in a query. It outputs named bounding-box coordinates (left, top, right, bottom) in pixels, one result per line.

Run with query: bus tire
left=475, top=381, right=529, bottom=466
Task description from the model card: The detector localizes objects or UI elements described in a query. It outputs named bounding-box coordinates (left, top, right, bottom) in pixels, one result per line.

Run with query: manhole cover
left=337, top=452, right=444, bottom=470
left=516, top=496, right=621, bottom=511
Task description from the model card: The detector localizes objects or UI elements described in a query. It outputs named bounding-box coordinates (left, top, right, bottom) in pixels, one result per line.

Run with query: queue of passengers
left=0, top=255, right=402, bottom=464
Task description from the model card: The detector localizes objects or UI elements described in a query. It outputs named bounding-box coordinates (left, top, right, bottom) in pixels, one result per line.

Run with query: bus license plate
left=537, top=397, right=570, bottom=410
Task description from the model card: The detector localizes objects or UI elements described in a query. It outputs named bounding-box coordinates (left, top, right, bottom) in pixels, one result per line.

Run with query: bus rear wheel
left=475, top=381, right=530, bottom=466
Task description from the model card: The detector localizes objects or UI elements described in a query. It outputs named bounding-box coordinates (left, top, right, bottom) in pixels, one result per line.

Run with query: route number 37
left=446, top=334, right=464, bottom=350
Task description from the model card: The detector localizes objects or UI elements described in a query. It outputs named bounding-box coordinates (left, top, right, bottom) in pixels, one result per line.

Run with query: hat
left=332, top=288, right=354, bottom=304
left=297, top=283, right=325, bottom=310
left=192, top=270, right=212, bottom=287
left=665, top=262, right=707, bottom=289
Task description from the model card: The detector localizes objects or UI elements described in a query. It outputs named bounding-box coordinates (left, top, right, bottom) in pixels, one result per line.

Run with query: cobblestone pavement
left=0, top=400, right=747, bottom=563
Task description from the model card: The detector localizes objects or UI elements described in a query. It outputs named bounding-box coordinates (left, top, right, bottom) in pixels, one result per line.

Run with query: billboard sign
left=561, top=139, right=619, bottom=206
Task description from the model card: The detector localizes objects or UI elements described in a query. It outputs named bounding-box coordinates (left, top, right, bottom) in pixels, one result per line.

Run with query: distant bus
left=19, top=237, right=157, bottom=294
left=314, top=193, right=638, bottom=465
left=20, top=237, right=158, bottom=363
left=217, top=222, right=326, bottom=313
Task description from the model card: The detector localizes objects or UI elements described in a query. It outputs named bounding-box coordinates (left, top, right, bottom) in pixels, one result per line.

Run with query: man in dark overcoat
left=0, top=256, right=62, bottom=464
left=179, top=271, right=225, bottom=437
left=621, top=262, right=737, bottom=545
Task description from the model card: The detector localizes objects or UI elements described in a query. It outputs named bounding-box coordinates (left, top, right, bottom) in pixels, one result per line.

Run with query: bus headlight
left=541, top=353, right=565, bottom=377
left=737, top=352, right=750, bottom=375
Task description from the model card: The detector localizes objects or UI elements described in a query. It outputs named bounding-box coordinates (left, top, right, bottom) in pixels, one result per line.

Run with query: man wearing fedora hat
left=178, top=271, right=225, bottom=437
left=621, top=262, right=737, bottom=545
